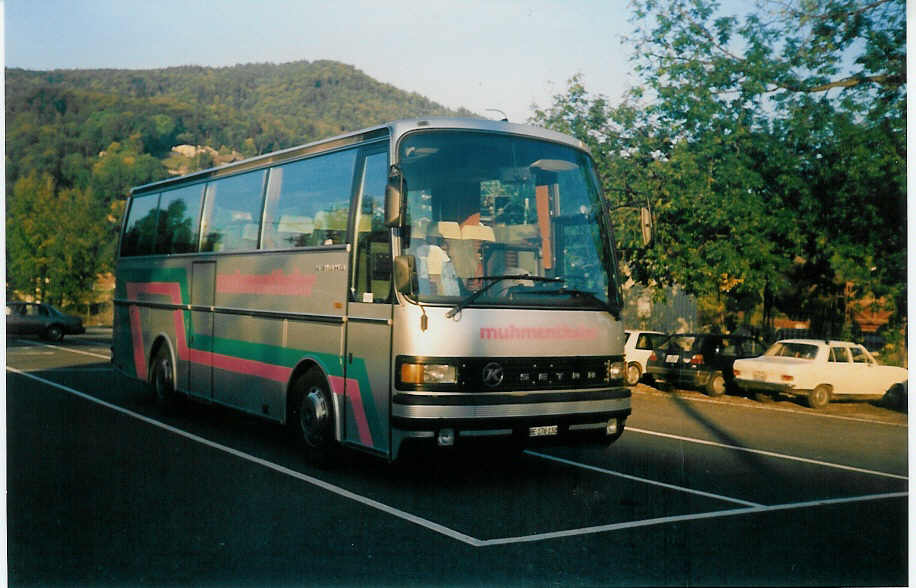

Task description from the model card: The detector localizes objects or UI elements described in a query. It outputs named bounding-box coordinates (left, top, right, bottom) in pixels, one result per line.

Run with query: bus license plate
left=529, top=425, right=558, bottom=437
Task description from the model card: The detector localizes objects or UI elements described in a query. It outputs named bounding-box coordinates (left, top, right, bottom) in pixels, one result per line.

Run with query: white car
left=733, top=339, right=907, bottom=409
left=624, top=330, right=667, bottom=386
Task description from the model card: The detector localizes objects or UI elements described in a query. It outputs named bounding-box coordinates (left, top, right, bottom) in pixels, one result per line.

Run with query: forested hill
left=5, top=60, right=477, bottom=308
left=6, top=59, right=477, bottom=184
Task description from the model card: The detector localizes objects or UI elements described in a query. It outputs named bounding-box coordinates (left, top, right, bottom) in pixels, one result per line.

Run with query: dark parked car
left=6, top=302, right=85, bottom=341
left=646, top=333, right=765, bottom=396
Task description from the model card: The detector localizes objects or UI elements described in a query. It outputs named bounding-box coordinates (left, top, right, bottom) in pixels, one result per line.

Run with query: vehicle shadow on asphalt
left=664, top=389, right=780, bottom=478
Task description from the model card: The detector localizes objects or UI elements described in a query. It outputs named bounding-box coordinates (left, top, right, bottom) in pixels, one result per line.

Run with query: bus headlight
left=400, top=362, right=459, bottom=385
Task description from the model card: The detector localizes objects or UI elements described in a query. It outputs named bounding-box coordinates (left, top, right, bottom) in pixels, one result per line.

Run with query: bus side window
left=155, top=184, right=204, bottom=254
left=121, top=193, right=161, bottom=256
left=200, top=170, right=266, bottom=252
left=352, top=150, right=390, bottom=303
left=262, top=149, right=357, bottom=249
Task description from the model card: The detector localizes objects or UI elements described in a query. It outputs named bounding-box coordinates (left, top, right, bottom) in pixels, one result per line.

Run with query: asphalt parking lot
left=5, top=331, right=910, bottom=586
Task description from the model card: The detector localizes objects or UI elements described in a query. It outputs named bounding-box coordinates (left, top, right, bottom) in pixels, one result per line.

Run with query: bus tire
left=150, top=346, right=179, bottom=414
left=290, top=369, right=338, bottom=466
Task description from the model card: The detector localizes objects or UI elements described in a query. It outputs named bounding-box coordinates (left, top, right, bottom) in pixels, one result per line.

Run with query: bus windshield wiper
left=444, top=275, right=563, bottom=318
left=526, top=288, right=620, bottom=318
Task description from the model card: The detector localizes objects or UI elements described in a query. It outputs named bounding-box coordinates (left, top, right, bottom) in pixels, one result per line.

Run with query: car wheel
left=807, top=385, right=830, bottom=409
left=44, top=325, right=64, bottom=342
left=884, top=384, right=906, bottom=412
left=289, top=369, right=338, bottom=466
left=625, top=363, right=642, bottom=386
left=706, top=371, right=726, bottom=397
left=150, top=347, right=180, bottom=414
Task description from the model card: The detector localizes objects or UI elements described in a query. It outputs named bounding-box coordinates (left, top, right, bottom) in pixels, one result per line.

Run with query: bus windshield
left=398, top=130, right=621, bottom=313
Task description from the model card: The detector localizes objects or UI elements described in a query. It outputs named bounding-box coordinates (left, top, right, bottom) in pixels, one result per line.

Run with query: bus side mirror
left=394, top=255, right=417, bottom=295
left=640, top=206, right=653, bottom=247
left=385, top=165, right=406, bottom=227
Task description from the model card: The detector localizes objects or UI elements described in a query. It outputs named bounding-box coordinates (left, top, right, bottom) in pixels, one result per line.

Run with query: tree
left=7, top=173, right=60, bottom=301
left=535, top=0, right=906, bottom=334
left=45, top=185, right=111, bottom=309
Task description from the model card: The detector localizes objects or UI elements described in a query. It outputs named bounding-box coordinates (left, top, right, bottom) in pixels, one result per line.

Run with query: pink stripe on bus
left=329, top=375, right=373, bottom=447
left=128, top=306, right=147, bottom=381
left=125, top=280, right=366, bottom=445
left=216, top=269, right=317, bottom=296
left=126, top=282, right=185, bottom=380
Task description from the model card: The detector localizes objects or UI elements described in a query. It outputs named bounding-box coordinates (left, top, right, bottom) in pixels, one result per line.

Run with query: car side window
left=850, top=346, right=871, bottom=364
left=746, top=340, right=764, bottom=356
left=829, top=347, right=851, bottom=363
left=38, top=305, right=50, bottom=317
left=718, top=338, right=738, bottom=358
left=636, top=334, right=653, bottom=349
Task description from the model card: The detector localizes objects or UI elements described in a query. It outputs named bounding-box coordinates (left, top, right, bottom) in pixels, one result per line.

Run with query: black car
left=6, top=302, right=85, bottom=341
left=645, top=333, right=765, bottom=396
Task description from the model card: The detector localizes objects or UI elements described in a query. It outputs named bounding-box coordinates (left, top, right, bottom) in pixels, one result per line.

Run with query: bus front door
left=344, top=147, right=392, bottom=455
left=189, top=260, right=215, bottom=399
left=344, top=301, right=392, bottom=455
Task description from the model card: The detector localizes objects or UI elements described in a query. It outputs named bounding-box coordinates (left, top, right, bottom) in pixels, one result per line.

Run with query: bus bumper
left=390, top=387, right=631, bottom=458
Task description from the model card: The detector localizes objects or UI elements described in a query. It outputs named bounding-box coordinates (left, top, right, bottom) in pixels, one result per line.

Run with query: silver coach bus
left=112, top=118, right=632, bottom=461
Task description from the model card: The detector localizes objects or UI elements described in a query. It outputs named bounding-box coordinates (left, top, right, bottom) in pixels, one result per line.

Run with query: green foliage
left=6, top=60, right=476, bottom=308
left=533, top=0, right=905, bottom=336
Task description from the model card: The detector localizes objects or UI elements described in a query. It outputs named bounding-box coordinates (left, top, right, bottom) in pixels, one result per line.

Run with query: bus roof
left=130, top=117, right=591, bottom=196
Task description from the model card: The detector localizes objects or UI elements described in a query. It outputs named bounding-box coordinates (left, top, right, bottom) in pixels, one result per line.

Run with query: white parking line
left=9, top=338, right=110, bottom=361
left=6, top=367, right=484, bottom=547
left=476, top=491, right=908, bottom=546
left=526, top=451, right=762, bottom=507
left=6, top=366, right=908, bottom=549
left=628, top=427, right=908, bottom=480
left=634, top=388, right=907, bottom=428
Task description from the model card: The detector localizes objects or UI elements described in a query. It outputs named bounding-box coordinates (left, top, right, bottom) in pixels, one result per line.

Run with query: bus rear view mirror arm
left=394, top=255, right=417, bottom=296
left=385, top=164, right=406, bottom=227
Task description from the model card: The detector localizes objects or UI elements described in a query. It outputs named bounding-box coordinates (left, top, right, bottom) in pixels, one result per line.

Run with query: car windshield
left=765, top=342, right=819, bottom=360
left=397, top=130, right=620, bottom=311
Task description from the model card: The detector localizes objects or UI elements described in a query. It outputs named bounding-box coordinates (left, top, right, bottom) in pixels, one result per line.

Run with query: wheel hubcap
left=155, top=357, right=172, bottom=399
left=712, top=377, right=725, bottom=394
left=301, top=386, right=330, bottom=447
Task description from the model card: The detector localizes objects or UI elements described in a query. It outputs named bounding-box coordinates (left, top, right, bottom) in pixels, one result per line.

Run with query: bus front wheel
left=290, top=370, right=337, bottom=464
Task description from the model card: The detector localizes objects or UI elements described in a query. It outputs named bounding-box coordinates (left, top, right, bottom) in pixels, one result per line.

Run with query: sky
left=4, top=0, right=643, bottom=124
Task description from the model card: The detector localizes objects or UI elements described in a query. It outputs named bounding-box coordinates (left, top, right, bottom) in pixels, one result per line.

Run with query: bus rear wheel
left=150, top=347, right=180, bottom=414
left=290, top=370, right=338, bottom=465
